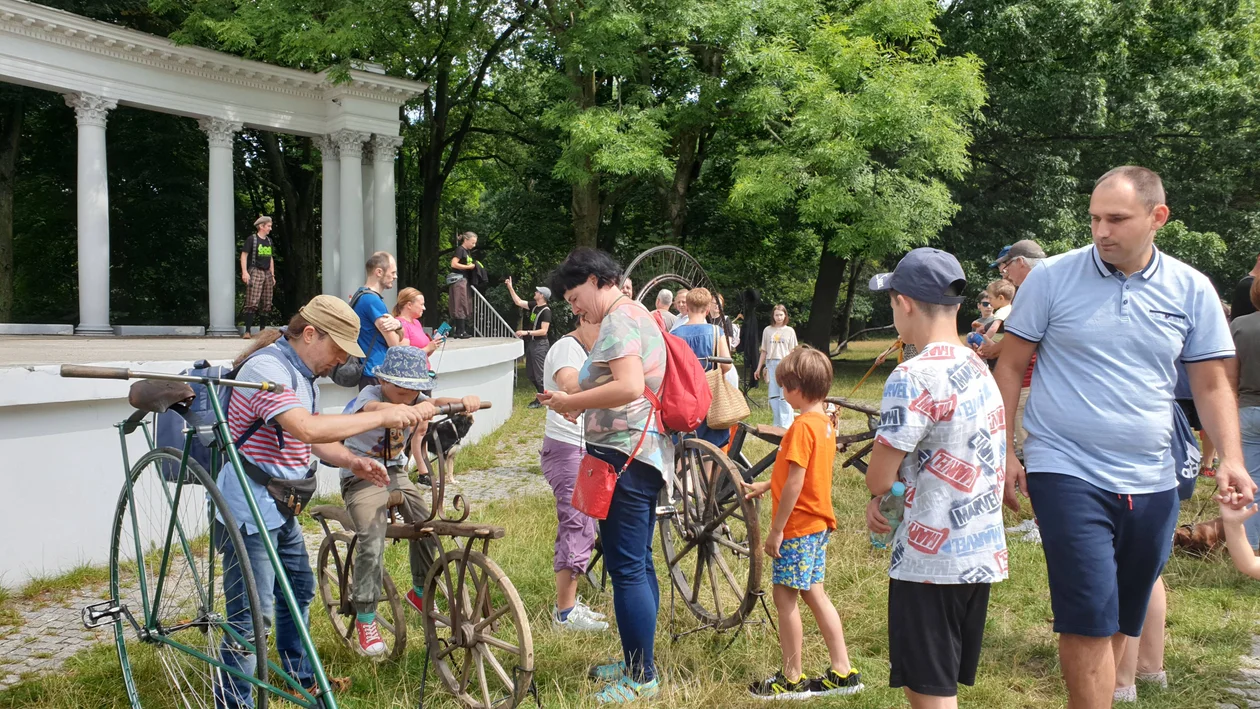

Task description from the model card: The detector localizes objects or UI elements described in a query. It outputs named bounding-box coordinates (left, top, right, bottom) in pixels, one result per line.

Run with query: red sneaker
left=356, top=620, right=386, bottom=657
left=405, top=588, right=424, bottom=614
left=1202, top=466, right=1218, bottom=478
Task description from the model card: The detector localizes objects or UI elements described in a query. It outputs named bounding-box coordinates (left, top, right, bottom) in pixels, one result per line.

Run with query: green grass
left=3, top=343, right=1259, bottom=708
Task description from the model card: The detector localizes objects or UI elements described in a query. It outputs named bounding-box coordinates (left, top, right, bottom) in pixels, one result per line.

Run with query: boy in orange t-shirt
left=743, top=346, right=863, bottom=699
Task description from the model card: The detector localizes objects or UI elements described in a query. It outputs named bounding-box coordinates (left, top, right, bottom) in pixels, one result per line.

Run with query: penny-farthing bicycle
left=59, top=364, right=340, bottom=709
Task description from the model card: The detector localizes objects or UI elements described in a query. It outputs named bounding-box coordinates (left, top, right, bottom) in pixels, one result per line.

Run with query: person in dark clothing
left=240, top=215, right=276, bottom=338
left=740, top=288, right=762, bottom=389
left=448, top=231, right=477, bottom=338
left=505, top=277, right=553, bottom=408
left=1232, top=254, right=1260, bottom=320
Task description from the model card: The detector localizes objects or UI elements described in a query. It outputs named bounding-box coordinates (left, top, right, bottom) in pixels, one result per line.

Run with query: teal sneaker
left=595, top=675, right=660, bottom=704
left=588, top=660, right=628, bottom=681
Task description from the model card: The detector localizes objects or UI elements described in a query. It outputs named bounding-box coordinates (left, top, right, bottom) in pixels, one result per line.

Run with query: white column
left=372, top=134, right=403, bottom=309
left=64, top=93, right=117, bottom=335
left=199, top=118, right=243, bottom=336
left=315, top=135, right=341, bottom=296
left=335, top=130, right=369, bottom=298
left=361, top=142, right=375, bottom=257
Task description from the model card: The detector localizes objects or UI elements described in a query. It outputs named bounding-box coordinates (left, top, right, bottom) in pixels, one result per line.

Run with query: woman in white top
left=756, top=304, right=799, bottom=428
left=540, top=316, right=608, bottom=632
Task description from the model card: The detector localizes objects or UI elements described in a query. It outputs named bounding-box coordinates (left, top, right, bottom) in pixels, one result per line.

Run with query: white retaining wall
left=0, top=338, right=521, bottom=590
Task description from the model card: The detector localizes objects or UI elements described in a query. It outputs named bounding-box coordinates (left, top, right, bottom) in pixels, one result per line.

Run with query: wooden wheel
left=423, top=548, right=534, bottom=709
left=316, top=531, right=407, bottom=662
left=826, top=397, right=879, bottom=474
left=659, top=438, right=762, bottom=630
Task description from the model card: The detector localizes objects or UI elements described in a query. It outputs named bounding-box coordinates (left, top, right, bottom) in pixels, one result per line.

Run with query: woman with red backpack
left=538, top=248, right=671, bottom=704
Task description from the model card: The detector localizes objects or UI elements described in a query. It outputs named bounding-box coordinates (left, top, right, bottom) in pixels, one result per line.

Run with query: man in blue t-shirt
left=995, top=166, right=1254, bottom=708
left=351, top=251, right=404, bottom=389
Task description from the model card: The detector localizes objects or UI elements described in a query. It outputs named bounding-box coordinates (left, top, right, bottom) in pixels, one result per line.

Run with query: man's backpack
left=628, top=302, right=711, bottom=433
left=330, top=287, right=376, bottom=387
left=154, top=348, right=300, bottom=482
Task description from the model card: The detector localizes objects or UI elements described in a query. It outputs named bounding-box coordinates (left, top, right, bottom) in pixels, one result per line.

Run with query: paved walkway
left=0, top=465, right=549, bottom=693
left=1217, top=629, right=1260, bottom=708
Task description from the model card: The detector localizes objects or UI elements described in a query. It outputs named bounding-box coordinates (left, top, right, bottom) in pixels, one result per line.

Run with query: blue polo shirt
left=1005, top=245, right=1233, bottom=494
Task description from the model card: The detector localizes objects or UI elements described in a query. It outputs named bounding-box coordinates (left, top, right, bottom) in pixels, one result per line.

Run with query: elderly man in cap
left=996, top=166, right=1253, bottom=708
left=215, top=295, right=426, bottom=707
left=505, top=277, right=554, bottom=407
left=977, top=239, right=1047, bottom=461
left=340, top=346, right=481, bottom=657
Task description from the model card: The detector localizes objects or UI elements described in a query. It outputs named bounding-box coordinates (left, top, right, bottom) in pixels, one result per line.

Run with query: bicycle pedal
left=82, top=600, right=126, bottom=629
left=654, top=506, right=677, bottom=517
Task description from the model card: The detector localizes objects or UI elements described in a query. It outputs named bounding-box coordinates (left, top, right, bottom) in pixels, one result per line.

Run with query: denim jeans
left=588, top=444, right=664, bottom=683
left=1241, top=407, right=1260, bottom=548
left=766, top=358, right=795, bottom=429
left=214, top=517, right=315, bottom=709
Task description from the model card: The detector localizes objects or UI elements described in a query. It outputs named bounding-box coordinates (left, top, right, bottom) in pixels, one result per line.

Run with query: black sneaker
left=749, top=671, right=810, bottom=700
left=527, top=400, right=543, bottom=409
left=808, top=668, right=863, bottom=696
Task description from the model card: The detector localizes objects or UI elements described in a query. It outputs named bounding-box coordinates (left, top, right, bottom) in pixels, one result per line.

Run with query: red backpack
left=638, top=307, right=711, bottom=433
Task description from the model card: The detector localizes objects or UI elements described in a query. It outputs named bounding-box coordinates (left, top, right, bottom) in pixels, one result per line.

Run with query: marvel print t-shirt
left=875, top=342, right=1009, bottom=585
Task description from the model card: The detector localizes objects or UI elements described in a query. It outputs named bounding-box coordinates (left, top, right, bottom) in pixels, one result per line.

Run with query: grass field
left=2, top=339, right=1258, bottom=708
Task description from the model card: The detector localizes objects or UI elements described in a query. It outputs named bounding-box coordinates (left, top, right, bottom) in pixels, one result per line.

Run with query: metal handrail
left=469, top=285, right=516, bottom=339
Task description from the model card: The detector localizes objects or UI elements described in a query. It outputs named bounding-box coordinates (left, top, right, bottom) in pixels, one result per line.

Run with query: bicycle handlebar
left=705, top=356, right=734, bottom=364
left=434, top=401, right=493, bottom=416
left=60, top=364, right=287, bottom=393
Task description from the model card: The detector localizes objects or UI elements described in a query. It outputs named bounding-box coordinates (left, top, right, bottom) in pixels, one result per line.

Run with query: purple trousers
left=541, top=437, right=597, bottom=574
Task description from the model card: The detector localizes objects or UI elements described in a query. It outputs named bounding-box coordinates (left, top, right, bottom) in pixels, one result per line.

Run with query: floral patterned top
left=579, top=299, right=672, bottom=482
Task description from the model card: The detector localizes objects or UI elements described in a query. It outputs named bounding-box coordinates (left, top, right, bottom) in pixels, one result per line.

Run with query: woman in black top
left=505, top=277, right=553, bottom=405
left=448, top=231, right=477, bottom=338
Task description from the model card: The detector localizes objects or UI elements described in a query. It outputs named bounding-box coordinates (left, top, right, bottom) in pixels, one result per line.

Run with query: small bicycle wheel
left=110, top=447, right=269, bottom=708
left=317, top=530, right=407, bottom=661
left=423, top=548, right=534, bottom=709
left=659, top=438, right=763, bottom=630
left=581, top=533, right=608, bottom=593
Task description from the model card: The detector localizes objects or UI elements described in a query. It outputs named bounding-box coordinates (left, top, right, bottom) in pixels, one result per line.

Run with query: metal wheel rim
left=621, top=246, right=720, bottom=309
left=110, top=447, right=268, bottom=709
left=659, top=439, right=762, bottom=630
left=316, top=531, right=407, bottom=662
left=423, top=549, right=534, bottom=709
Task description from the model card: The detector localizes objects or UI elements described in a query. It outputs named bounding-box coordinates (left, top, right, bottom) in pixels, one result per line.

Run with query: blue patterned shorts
left=772, top=530, right=830, bottom=591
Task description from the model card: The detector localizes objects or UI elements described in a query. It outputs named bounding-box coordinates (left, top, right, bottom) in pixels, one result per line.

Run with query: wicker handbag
left=706, top=326, right=750, bottom=429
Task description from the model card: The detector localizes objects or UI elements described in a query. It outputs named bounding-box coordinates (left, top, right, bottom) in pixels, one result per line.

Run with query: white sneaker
left=1137, top=671, right=1168, bottom=688
left=1022, top=528, right=1042, bottom=544
left=1113, top=685, right=1137, bottom=703
left=1006, top=520, right=1036, bottom=534
left=553, top=606, right=609, bottom=632
left=575, top=597, right=606, bottom=621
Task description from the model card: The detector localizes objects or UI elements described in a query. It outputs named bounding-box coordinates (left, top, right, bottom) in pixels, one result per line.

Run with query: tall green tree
left=729, top=0, right=985, bottom=349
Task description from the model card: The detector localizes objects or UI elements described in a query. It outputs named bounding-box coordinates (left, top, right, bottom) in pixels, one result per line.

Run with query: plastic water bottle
left=870, top=482, right=907, bottom=550
left=966, top=332, right=985, bottom=348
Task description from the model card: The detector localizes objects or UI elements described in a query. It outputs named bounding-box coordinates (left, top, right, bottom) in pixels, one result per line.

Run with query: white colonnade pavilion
left=0, top=0, right=425, bottom=334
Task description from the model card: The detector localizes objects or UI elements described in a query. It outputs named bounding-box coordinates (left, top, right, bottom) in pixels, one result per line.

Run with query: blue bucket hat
left=375, top=346, right=435, bottom=390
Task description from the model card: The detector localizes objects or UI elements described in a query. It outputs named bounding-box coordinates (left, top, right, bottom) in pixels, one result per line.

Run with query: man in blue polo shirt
left=351, top=251, right=404, bottom=389
left=995, top=165, right=1255, bottom=708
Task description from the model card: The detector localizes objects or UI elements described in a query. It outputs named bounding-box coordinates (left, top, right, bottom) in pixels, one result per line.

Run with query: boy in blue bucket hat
left=340, top=345, right=481, bottom=658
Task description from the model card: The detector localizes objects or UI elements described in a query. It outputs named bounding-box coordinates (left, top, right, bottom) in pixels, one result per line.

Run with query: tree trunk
left=599, top=199, right=622, bottom=253
left=835, top=258, right=862, bottom=350
left=572, top=169, right=600, bottom=249
left=665, top=128, right=703, bottom=240
left=0, top=95, right=22, bottom=322
left=803, top=242, right=846, bottom=351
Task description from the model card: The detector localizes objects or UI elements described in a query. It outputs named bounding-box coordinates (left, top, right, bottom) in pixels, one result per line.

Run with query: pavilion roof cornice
left=0, top=0, right=425, bottom=104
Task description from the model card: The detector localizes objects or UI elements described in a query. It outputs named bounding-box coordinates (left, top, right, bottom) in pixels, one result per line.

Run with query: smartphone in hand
left=436, top=321, right=452, bottom=338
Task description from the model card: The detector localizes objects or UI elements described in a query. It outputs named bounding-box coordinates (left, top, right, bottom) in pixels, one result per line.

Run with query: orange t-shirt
left=770, top=411, right=838, bottom=540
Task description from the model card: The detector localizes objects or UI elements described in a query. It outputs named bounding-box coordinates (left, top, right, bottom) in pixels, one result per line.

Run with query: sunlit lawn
left=3, top=340, right=1258, bottom=708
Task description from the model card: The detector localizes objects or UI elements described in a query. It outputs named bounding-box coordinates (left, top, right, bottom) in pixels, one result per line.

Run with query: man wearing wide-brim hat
left=214, top=295, right=429, bottom=703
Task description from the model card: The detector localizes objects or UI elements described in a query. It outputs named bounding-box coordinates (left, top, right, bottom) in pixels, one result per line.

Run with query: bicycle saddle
left=128, top=380, right=195, bottom=414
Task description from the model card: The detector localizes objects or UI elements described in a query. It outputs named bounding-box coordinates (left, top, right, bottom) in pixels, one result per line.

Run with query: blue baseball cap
left=869, top=247, right=967, bottom=305
left=990, top=244, right=1012, bottom=268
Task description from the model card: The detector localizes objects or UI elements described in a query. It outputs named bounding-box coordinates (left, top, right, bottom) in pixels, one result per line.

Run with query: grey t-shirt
left=339, top=384, right=427, bottom=477
left=1233, top=312, right=1260, bottom=409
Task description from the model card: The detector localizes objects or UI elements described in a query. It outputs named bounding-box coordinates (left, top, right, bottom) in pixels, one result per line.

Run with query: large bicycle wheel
left=423, top=548, right=534, bottom=709
left=659, top=439, right=762, bottom=630
left=110, top=447, right=269, bottom=708
left=317, top=530, right=407, bottom=662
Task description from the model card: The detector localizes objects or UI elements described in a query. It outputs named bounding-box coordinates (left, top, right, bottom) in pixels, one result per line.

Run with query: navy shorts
left=1027, top=472, right=1179, bottom=638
